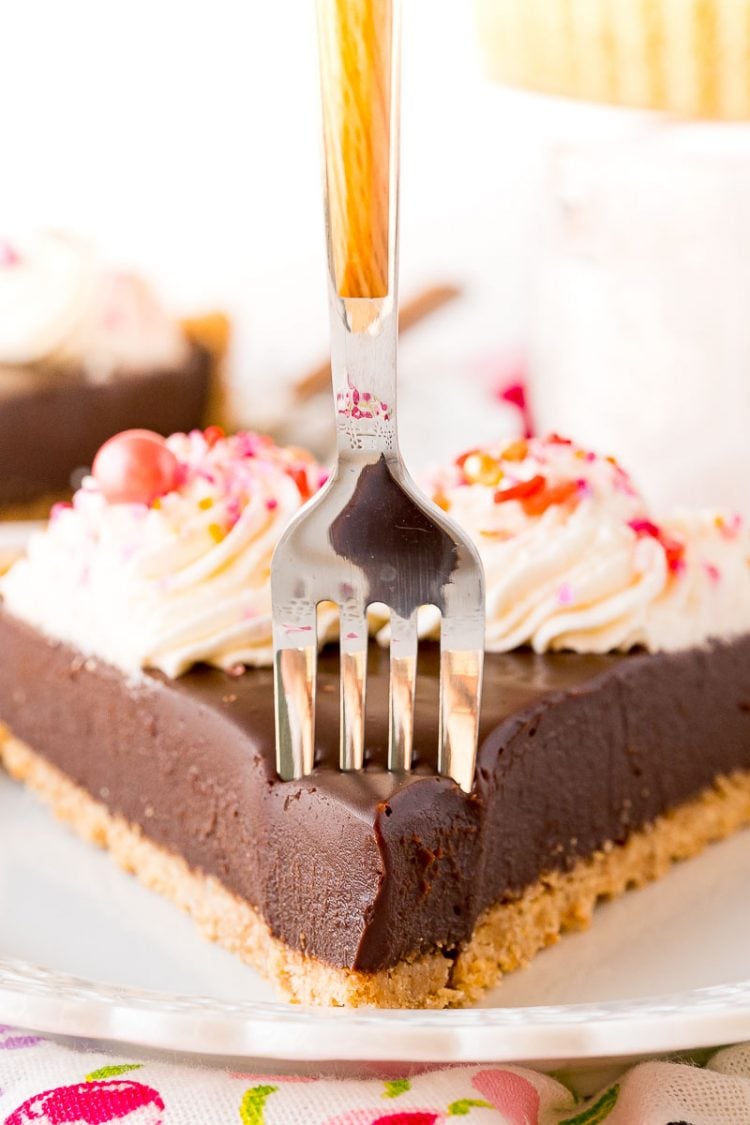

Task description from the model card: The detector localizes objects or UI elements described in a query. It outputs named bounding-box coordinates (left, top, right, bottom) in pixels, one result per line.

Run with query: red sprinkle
left=203, top=424, right=225, bottom=448
left=456, top=448, right=480, bottom=472
left=522, top=479, right=579, bottom=516
left=266, top=497, right=279, bottom=511
left=288, top=464, right=312, bottom=500
left=496, top=375, right=535, bottom=438
left=494, top=475, right=546, bottom=504
left=628, top=519, right=686, bottom=573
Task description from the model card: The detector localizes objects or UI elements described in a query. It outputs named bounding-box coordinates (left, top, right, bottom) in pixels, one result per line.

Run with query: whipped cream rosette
left=0, top=230, right=188, bottom=381
left=418, top=435, right=750, bottom=654
left=1, top=428, right=327, bottom=676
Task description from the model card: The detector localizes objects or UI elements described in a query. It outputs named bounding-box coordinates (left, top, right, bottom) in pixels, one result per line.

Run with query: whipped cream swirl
left=0, top=230, right=188, bottom=380
left=419, top=436, right=750, bottom=654
left=1, top=430, right=325, bottom=676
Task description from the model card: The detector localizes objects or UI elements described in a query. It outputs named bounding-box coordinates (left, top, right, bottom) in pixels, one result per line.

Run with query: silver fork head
left=273, top=0, right=484, bottom=792
left=272, top=451, right=485, bottom=791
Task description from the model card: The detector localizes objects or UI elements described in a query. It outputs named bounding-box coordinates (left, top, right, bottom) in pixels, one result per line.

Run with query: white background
left=0, top=0, right=552, bottom=427
left=4, top=2, right=749, bottom=509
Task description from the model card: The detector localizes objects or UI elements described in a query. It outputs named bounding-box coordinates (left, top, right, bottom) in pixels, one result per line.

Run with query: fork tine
left=388, top=610, right=418, bottom=773
left=340, top=609, right=368, bottom=770
left=274, top=605, right=317, bottom=781
left=438, top=622, right=484, bottom=793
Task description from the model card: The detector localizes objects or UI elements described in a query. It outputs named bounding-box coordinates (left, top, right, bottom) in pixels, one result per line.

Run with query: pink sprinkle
left=226, top=498, right=241, bottom=527
left=318, top=469, right=330, bottom=488
left=575, top=478, right=593, bottom=498
left=497, top=376, right=535, bottom=438
left=557, top=582, right=574, bottom=605
left=345, top=631, right=358, bottom=640
left=50, top=501, right=73, bottom=522
left=628, top=518, right=660, bottom=538
left=266, top=498, right=278, bottom=511
left=718, top=513, right=743, bottom=540
left=0, top=241, right=20, bottom=267
left=705, top=563, right=721, bottom=584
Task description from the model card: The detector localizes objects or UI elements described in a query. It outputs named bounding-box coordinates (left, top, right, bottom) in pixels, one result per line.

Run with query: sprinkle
left=502, top=440, right=528, bottom=462
left=522, top=479, right=579, bottom=516
left=494, top=474, right=546, bottom=504
left=50, top=501, right=72, bottom=522
left=629, top=519, right=686, bottom=574
left=288, top=464, right=312, bottom=500
left=226, top=663, right=245, bottom=678
left=345, top=631, right=359, bottom=640
left=198, top=496, right=213, bottom=510
left=705, top=563, right=721, bottom=583
left=462, top=451, right=503, bottom=488
left=557, top=582, right=574, bottom=605
left=226, top=498, right=242, bottom=527
left=628, top=518, right=660, bottom=538
left=266, top=498, right=279, bottom=511
left=456, top=448, right=480, bottom=471
left=547, top=433, right=573, bottom=446
left=433, top=490, right=451, bottom=512
left=716, top=513, right=742, bottom=540
left=497, top=379, right=534, bottom=438
left=208, top=522, right=224, bottom=543
left=203, top=425, right=225, bottom=448
left=151, top=497, right=162, bottom=510
left=0, top=241, right=20, bottom=267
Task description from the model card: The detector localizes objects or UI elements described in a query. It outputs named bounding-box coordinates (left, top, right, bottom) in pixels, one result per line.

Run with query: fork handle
left=317, top=0, right=400, bottom=456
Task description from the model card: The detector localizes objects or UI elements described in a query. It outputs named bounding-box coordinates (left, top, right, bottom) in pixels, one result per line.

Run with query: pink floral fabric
left=3, top=1025, right=750, bottom=1123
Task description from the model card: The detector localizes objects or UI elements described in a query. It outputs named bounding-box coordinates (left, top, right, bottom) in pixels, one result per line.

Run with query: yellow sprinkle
left=208, top=522, right=224, bottom=543
left=198, top=497, right=213, bottom=510
left=463, top=451, right=503, bottom=487
left=502, top=440, right=528, bottom=463
left=152, top=498, right=161, bottom=510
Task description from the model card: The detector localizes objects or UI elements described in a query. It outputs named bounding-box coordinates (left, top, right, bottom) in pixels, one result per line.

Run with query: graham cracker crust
left=2, top=728, right=750, bottom=1009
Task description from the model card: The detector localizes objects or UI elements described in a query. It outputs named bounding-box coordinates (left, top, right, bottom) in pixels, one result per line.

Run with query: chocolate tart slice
left=0, top=343, right=213, bottom=510
left=0, top=310, right=231, bottom=518
left=2, top=605, right=749, bottom=1008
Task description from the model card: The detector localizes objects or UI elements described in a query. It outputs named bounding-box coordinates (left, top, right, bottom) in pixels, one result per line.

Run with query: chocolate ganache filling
left=2, top=607, right=750, bottom=972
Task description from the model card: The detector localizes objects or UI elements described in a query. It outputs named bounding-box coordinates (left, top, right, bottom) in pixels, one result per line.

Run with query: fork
left=271, top=0, right=485, bottom=793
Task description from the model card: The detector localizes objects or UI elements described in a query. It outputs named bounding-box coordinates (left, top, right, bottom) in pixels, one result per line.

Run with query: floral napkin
left=2, top=1024, right=750, bottom=1123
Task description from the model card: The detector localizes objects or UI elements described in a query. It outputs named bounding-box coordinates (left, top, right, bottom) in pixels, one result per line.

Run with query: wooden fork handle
left=317, top=0, right=394, bottom=300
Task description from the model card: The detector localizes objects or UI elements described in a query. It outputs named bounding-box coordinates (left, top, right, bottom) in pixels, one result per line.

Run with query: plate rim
left=2, top=957, right=750, bottom=1063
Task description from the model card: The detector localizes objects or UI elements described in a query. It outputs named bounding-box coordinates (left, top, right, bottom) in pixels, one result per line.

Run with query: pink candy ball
left=92, top=429, right=180, bottom=505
